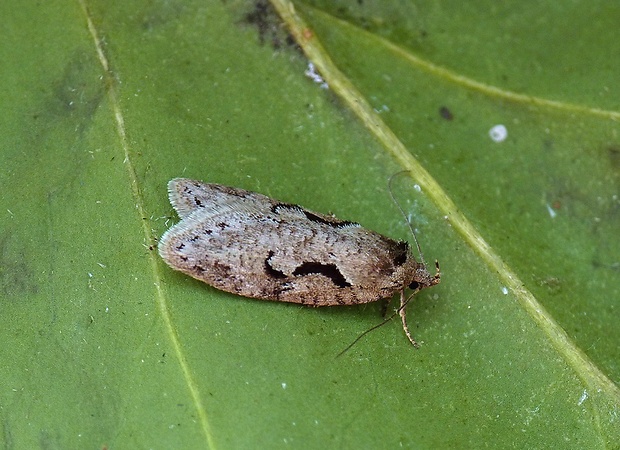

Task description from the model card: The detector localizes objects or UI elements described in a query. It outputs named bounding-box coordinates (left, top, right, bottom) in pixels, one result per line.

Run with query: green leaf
left=1, top=0, right=618, bottom=448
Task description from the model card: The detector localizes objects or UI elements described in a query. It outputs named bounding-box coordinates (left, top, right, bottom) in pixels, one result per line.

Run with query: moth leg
left=399, top=290, right=420, bottom=348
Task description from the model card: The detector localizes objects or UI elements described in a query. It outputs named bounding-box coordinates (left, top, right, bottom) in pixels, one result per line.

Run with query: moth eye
left=408, top=281, right=420, bottom=290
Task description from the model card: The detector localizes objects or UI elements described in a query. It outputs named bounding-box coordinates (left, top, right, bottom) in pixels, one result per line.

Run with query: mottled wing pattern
left=167, top=178, right=276, bottom=219
left=159, top=179, right=419, bottom=306
left=159, top=178, right=442, bottom=348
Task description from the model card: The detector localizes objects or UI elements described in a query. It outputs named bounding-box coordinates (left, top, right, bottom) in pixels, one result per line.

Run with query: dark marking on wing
left=302, top=210, right=356, bottom=228
left=264, top=251, right=287, bottom=279
left=292, top=262, right=351, bottom=288
left=272, top=203, right=357, bottom=228
left=270, top=202, right=295, bottom=214
left=205, top=262, right=232, bottom=283
left=391, top=241, right=409, bottom=266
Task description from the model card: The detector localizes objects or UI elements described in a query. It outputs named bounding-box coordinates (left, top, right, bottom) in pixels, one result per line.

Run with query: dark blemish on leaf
left=244, top=0, right=271, bottom=45
left=608, top=146, right=620, bottom=172
left=140, top=1, right=184, bottom=31
left=0, top=232, right=39, bottom=298
left=439, top=106, right=453, bottom=121
left=50, top=52, right=104, bottom=121
left=241, top=0, right=301, bottom=52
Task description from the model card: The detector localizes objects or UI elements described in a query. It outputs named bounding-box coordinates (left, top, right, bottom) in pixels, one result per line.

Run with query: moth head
left=408, top=260, right=441, bottom=291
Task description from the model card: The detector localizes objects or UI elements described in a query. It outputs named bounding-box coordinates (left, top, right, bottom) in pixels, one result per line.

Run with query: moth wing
left=160, top=180, right=420, bottom=308
left=167, top=178, right=277, bottom=219
left=160, top=195, right=275, bottom=255
left=264, top=223, right=415, bottom=304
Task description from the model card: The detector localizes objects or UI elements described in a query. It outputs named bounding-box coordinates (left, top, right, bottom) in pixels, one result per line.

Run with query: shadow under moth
left=158, top=178, right=440, bottom=348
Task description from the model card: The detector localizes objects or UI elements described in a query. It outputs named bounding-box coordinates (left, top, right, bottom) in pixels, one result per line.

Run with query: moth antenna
left=336, top=290, right=419, bottom=357
left=388, top=171, right=426, bottom=265
left=336, top=310, right=400, bottom=358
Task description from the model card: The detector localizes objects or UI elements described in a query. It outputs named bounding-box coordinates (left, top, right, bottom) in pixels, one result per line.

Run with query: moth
left=158, top=178, right=440, bottom=347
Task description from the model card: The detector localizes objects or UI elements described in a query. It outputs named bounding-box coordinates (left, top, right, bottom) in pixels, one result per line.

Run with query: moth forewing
left=159, top=178, right=440, bottom=346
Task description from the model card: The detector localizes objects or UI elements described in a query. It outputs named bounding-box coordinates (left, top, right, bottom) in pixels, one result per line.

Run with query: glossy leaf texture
left=0, top=0, right=618, bottom=448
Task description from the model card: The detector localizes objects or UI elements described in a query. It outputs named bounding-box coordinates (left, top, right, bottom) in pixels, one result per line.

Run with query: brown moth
left=158, top=178, right=440, bottom=347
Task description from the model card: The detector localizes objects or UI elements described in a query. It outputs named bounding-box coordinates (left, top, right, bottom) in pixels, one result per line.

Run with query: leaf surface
left=0, top=0, right=618, bottom=448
